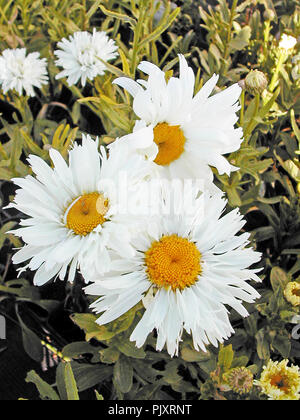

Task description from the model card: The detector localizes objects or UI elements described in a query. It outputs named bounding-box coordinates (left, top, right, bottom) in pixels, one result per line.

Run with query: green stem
left=269, top=52, right=286, bottom=92
left=244, top=93, right=260, bottom=140
left=263, top=20, right=271, bottom=60
left=131, top=6, right=146, bottom=76
left=82, top=0, right=87, bottom=30
left=224, top=0, right=238, bottom=60
left=239, top=89, right=245, bottom=127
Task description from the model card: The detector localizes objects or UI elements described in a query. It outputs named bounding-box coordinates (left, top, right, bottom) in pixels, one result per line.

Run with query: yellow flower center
left=65, top=192, right=109, bottom=236
left=145, top=234, right=201, bottom=291
left=153, top=123, right=186, bottom=166
left=270, top=374, right=289, bottom=392
left=292, top=287, right=300, bottom=297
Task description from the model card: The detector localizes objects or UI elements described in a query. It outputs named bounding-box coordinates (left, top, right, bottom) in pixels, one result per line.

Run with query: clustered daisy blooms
left=85, top=186, right=261, bottom=357
left=54, top=29, right=118, bottom=87
left=9, top=134, right=149, bottom=285
left=0, top=48, right=48, bottom=97
left=113, top=55, right=243, bottom=189
left=254, top=359, right=300, bottom=400
left=10, top=51, right=263, bottom=358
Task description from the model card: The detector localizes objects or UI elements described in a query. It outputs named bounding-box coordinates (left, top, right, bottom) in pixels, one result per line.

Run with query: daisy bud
left=223, top=367, right=254, bottom=395
left=43, top=144, right=53, bottom=151
left=263, top=9, right=275, bottom=21
left=238, top=79, right=245, bottom=90
left=245, top=70, right=268, bottom=95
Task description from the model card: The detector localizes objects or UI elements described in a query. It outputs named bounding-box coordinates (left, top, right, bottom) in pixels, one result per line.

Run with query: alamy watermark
left=95, top=174, right=206, bottom=218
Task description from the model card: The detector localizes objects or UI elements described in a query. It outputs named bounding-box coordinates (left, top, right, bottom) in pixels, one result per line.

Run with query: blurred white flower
left=54, top=29, right=118, bottom=87
left=0, top=48, right=48, bottom=97
left=279, top=34, right=297, bottom=51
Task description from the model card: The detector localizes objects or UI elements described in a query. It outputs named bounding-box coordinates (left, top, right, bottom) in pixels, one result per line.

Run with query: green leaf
left=16, top=309, right=43, bottom=363
left=181, top=347, right=211, bottom=362
left=218, top=345, right=234, bottom=371
left=272, top=334, right=291, bottom=358
left=291, top=109, right=300, bottom=145
left=95, top=391, right=104, bottom=400
left=99, top=5, right=136, bottom=28
left=270, top=267, right=289, bottom=292
left=62, top=341, right=99, bottom=359
left=64, top=363, right=80, bottom=400
left=255, top=329, right=270, bottom=360
left=70, top=313, right=115, bottom=341
left=116, top=339, right=146, bottom=359
left=229, top=26, right=251, bottom=51
left=138, top=7, right=181, bottom=49
left=113, top=355, right=133, bottom=394
left=282, top=160, right=300, bottom=182
left=56, top=363, right=68, bottom=401
left=71, top=362, right=112, bottom=392
left=25, top=371, right=60, bottom=401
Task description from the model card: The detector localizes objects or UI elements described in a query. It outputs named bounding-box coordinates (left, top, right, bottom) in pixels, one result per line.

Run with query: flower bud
left=238, top=79, right=245, bottom=90
left=245, top=70, right=268, bottom=95
left=263, top=9, right=275, bottom=21
left=43, top=144, right=52, bottom=151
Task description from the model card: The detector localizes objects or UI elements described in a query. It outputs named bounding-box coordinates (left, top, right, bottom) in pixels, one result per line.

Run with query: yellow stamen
left=145, top=234, right=201, bottom=291
left=153, top=123, right=186, bottom=166
left=65, top=192, right=108, bottom=236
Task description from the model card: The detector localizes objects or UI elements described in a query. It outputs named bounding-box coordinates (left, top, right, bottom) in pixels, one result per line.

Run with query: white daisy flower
left=113, top=55, right=243, bottom=189
left=0, top=48, right=48, bottom=97
left=85, top=186, right=262, bottom=357
left=279, top=34, right=297, bottom=51
left=9, top=134, right=149, bottom=286
left=54, top=29, right=118, bottom=87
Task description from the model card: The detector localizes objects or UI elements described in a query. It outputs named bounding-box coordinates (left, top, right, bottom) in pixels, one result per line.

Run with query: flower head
left=284, top=281, right=300, bottom=307
left=245, top=70, right=268, bottom=95
left=279, top=34, right=297, bottom=51
left=113, top=55, right=243, bottom=191
left=9, top=134, right=148, bottom=285
left=85, top=186, right=261, bottom=357
left=223, top=367, right=254, bottom=395
left=54, top=29, right=118, bottom=87
left=254, top=359, right=300, bottom=400
left=0, top=48, right=48, bottom=96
